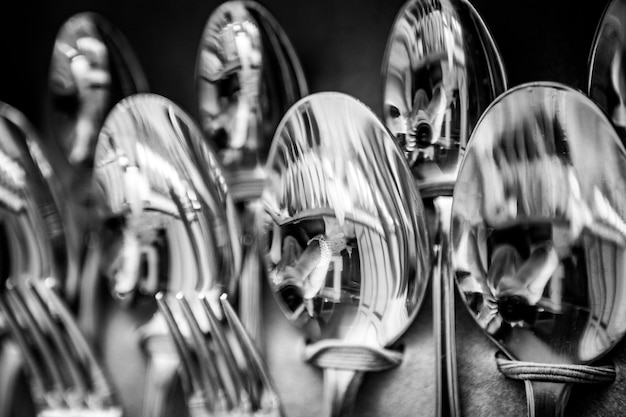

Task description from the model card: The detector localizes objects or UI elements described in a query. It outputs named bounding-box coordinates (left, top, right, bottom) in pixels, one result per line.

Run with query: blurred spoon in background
left=588, top=0, right=626, bottom=141
left=47, top=12, right=148, bottom=173
left=196, top=0, right=307, bottom=341
left=44, top=12, right=148, bottom=337
left=381, top=0, right=506, bottom=414
left=260, top=92, right=431, bottom=417
left=92, top=93, right=241, bottom=417
left=451, top=82, right=626, bottom=417
left=0, top=103, right=118, bottom=417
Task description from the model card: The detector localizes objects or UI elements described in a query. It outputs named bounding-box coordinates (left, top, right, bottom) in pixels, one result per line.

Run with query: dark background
left=0, top=1, right=611, bottom=131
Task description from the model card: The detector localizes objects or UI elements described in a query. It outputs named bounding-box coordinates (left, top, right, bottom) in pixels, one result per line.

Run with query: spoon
left=451, top=82, right=626, bottom=416
left=45, top=12, right=148, bottom=334
left=0, top=102, right=115, bottom=417
left=196, top=0, right=307, bottom=340
left=92, top=93, right=241, bottom=417
left=381, top=0, right=507, bottom=413
left=47, top=12, right=148, bottom=173
left=260, top=92, right=431, bottom=417
left=588, top=0, right=626, bottom=141
left=0, top=103, right=74, bottom=291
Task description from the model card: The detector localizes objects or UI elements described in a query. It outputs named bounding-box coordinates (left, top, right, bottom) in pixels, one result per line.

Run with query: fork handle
left=525, top=381, right=572, bottom=417
left=143, top=349, right=180, bottom=417
left=322, top=368, right=364, bottom=417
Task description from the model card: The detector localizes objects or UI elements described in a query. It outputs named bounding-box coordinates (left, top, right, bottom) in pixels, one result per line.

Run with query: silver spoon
left=588, top=0, right=626, bottom=141
left=451, top=82, right=626, bottom=417
left=381, top=0, right=507, bottom=414
left=196, top=0, right=307, bottom=341
left=92, top=93, right=241, bottom=417
left=260, top=92, right=431, bottom=417
left=45, top=12, right=149, bottom=335
left=0, top=104, right=73, bottom=291
left=47, top=12, right=148, bottom=172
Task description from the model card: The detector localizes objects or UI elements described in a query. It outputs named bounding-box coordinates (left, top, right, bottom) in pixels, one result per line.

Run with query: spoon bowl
left=260, top=92, right=431, bottom=416
left=196, top=0, right=307, bottom=341
left=92, top=93, right=242, bottom=417
left=381, top=0, right=507, bottom=198
left=47, top=12, right=148, bottom=172
left=381, top=2, right=507, bottom=413
left=0, top=103, right=76, bottom=292
left=196, top=0, right=307, bottom=202
left=451, top=82, right=626, bottom=416
left=588, top=0, right=626, bottom=141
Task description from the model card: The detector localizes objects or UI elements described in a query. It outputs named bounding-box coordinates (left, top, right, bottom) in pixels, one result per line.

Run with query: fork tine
left=0, top=294, right=48, bottom=408
left=24, top=280, right=88, bottom=406
left=36, top=278, right=118, bottom=408
left=155, top=292, right=202, bottom=399
left=176, top=293, right=220, bottom=408
left=4, top=280, right=66, bottom=402
left=221, top=295, right=281, bottom=412
left=199, top=293, right=252, bottom=412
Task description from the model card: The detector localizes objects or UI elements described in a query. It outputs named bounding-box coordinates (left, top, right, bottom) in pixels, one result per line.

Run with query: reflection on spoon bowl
left=93, top=93, right=240, bottom=302
left=452, top=82, right=626, bottom=416
left=47, top=12, right=148, bottom=172
left=588, top=0, right=626, bottom=141
left=196, top=0, right=307, bottom=202
left=260, top=92, right=431, bottom=416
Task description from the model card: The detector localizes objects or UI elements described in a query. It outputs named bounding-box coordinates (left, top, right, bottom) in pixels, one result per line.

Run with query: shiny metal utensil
left=45, top=12, right=148, bottom=333
left=451, top=82, right=626, bottom=416
left=197, top=0, right=306, bottom=201
left=196, top=0, right=307, bottom=341
left=92, top=93, right=241, bottom=417
left=381, top=0, right=506, bottom=198
left=0, top=103, right=118, bottom=416
left=588, top=0, right=626, bottom=141
left=0, top=279, right=122, bottom=417
left=260, top=92, right=431, bottom=417
left=157, top=293, right=281, bottom=417
left=0, top=103, right=77, bottom=293
left=381, top=1, right=507, bottom=414
left=93, top=93, right=240, bottom=303
left=47, top=12, right=148, bottom=171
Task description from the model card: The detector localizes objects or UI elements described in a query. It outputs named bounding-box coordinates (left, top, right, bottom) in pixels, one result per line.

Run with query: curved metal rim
left=52, top=11, right=150, bottom=94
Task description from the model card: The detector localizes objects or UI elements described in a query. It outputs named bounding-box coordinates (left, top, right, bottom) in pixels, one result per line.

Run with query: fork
left=0, top=278, right=122, bottom=417
left=156, top=292, right=281, bottom=417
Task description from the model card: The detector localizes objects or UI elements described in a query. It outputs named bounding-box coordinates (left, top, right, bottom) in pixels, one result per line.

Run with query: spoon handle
left=525, top=381, right=572, bottom=417
left=322, top=368, right=364, bottom=417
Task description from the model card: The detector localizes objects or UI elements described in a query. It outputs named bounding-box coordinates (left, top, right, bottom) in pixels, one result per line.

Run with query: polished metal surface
left=92, top=93, right=240, bottom=302
left=156, top=293, right=281, bottom=416
left=589, top=0, right=626, bottom=141
left=261, top=92, right=430, bottom=416
left=261, top=92, right=430, bottom=346
left=382, top=3, right=507, bottom=415
left=381, top=0, right=507, bottom=197
left=92, top=93, right=243, bottom=417
left=47, top=12, right=148, bottom=170
left=197, top=0, right=307, bottom=202
left=0, top=103, right=77, bottom=292
left=452, top=82, right=626, bottom=415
